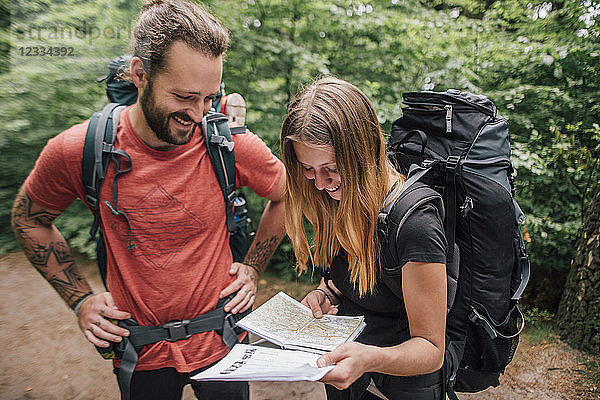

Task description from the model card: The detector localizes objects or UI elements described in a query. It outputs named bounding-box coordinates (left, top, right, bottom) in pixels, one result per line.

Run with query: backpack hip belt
left=114, top=293, right=249, bottom=400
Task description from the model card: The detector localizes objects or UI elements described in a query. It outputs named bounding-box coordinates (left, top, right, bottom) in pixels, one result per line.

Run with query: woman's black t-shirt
left=329, top=202, right=447, bottom=347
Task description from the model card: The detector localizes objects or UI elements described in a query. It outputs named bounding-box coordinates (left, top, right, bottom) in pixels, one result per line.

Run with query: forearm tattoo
left=243, top=235, right=280, bottom=273
left=11, top=189, right=93, bottom=308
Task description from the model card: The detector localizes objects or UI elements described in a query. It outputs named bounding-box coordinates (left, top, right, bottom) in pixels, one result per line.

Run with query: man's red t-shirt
left=24, top=106, right=284, bottom=372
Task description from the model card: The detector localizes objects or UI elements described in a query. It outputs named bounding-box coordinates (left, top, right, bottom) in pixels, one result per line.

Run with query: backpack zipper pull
left=445, top=105, right=453, bottom=134
left=460, top=196, right=473, bottom=217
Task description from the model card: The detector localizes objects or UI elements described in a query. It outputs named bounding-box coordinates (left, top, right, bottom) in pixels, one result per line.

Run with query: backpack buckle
left=163, top=320, right=192, bottom=342
left=85, top=194, right=99, bottom=210
left=102, top=142, right=115, bottom=153
left=210, top=134, right=235, bottom=152
left=224, top=313, right=237, bottom=331
left=422, top=159, right=437, bottom=168
left=227, top=191, right=238, bottom=203
left=446, top=155, right=461, bottom=170
left=468, top=308, right=497, bottom=339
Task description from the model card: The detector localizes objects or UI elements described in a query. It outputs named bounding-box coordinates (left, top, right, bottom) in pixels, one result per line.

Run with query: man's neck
left=129, top=103, right=177, bottom=151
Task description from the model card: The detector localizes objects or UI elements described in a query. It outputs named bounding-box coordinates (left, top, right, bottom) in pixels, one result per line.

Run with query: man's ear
left=130, top=56, right=147, bottom=89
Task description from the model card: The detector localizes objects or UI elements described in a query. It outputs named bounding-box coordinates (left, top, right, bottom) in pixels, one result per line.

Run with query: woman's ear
left=130, top=57, right=147, bottom=89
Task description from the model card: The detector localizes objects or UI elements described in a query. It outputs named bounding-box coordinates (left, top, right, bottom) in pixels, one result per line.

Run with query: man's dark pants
left=114, top=361, right=249, bottom=400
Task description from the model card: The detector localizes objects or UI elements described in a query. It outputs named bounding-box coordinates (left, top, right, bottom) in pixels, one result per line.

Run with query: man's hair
left=280, top=76, right=400, bottom=295
left=132, top=0, right=229, bottom=78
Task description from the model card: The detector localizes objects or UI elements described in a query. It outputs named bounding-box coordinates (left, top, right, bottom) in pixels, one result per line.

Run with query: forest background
left=0, top=0, right=598, bottom=359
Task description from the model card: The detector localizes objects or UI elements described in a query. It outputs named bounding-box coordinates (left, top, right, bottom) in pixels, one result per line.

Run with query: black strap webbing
left=201, top=112, right=246, bottom=233
left=445, top=163, right=458, bottom=263
left=82, top=103, right=127, bottom=240
left=447, top=387, right=460, bottom=400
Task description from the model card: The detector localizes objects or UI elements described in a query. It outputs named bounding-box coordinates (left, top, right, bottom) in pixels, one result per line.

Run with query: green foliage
left=268, top=236, right=313, bottom=282
left=522, top=306, right=557, bottom=344
left=2, top=0, right=599, bottom=301
left=1, top=0, right=140, bottom=255
left=0, top=0, right=10, bottom=74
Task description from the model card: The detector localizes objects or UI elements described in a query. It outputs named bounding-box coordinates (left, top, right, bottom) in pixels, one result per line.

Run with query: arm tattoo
left=244, top=235, right=280, bottom=273
left=12, top=188, right=93, bottom=308
left=12, top=190, right=61, bottom=226
left=28, top=241, right=72, bottom=269
left=49, top=262, right=92, bottom=307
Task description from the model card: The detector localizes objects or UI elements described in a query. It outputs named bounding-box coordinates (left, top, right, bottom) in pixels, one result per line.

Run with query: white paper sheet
left=191, top=344, right=334, bottom=382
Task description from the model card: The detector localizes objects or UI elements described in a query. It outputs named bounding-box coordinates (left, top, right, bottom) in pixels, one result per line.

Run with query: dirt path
left=1, top=251, right=598, bottom=400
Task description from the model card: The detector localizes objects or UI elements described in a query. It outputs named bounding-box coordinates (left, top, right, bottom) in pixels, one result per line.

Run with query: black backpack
left=83, top=55, right=249, bottom=287
left=380, top=89, right=530, bottom=399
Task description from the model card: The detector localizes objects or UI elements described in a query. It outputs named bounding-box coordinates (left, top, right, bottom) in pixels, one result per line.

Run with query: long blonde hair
left=280, top=77, right=400, bottom=295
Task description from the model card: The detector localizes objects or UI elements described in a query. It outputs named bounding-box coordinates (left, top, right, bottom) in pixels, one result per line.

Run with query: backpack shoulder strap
left=379, top=180, right=444, bottom=276
left=379, top=178, right=460, bottom=311
left=201, top=111, right=247, bottom=233
left=82, top=102, right=126, bottom=238
left=378, top=178, right=460, bottom=400
left=82, top=103, right=126, bottom=288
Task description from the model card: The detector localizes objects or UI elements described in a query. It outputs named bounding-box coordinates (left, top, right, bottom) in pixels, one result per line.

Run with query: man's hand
left=219, top=262, right=258, bottom=314
left=77, top=292, right=131, bottom=348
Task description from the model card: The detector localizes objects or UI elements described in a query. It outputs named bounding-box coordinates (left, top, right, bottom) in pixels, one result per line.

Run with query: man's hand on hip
left=77, top=292, right=131, bottom=347
left=220, top=262, right=258, bottom=314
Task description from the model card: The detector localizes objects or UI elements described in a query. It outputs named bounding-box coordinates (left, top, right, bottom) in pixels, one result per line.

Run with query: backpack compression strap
left=201, top=111, right=247, bottom=233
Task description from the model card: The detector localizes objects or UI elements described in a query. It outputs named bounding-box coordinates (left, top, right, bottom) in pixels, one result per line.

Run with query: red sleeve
left=233, top=130, right=284, bottom=197
left=24, top=121, right=89, bottom=211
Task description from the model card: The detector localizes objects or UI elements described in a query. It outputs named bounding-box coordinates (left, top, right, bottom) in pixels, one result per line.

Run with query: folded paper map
left=236, top=291, right=366, bottom=353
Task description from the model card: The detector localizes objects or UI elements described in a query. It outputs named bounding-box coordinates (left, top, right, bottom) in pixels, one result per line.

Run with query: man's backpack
left=380, top=89, right=530, bottom=399
left=83, top=55, right=249, bottom=287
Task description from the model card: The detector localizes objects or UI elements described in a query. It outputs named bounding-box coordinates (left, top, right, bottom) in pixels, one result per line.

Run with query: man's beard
left=139, top=80, right=197, bottom=146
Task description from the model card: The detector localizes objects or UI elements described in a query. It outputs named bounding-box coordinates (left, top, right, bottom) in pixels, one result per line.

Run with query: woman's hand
left=301, top=288, right=338, bottom=318
left=317, top=342, right=379, bottom=390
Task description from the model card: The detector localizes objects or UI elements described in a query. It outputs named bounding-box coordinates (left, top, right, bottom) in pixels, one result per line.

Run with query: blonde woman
left=280, top=77, right=447, bottom=400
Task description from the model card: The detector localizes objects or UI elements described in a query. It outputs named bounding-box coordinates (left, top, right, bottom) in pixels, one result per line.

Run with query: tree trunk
left=556, top=186, right=600, bottom=355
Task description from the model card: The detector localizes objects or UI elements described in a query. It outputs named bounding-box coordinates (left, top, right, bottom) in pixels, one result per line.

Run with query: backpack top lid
left=97, top=55, right=138, bottom=106
left=96, top=54, right=132, bottom=83
left=107, top=54, right=133, bottom=77
left=402, top=89, right=497, bottom=118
